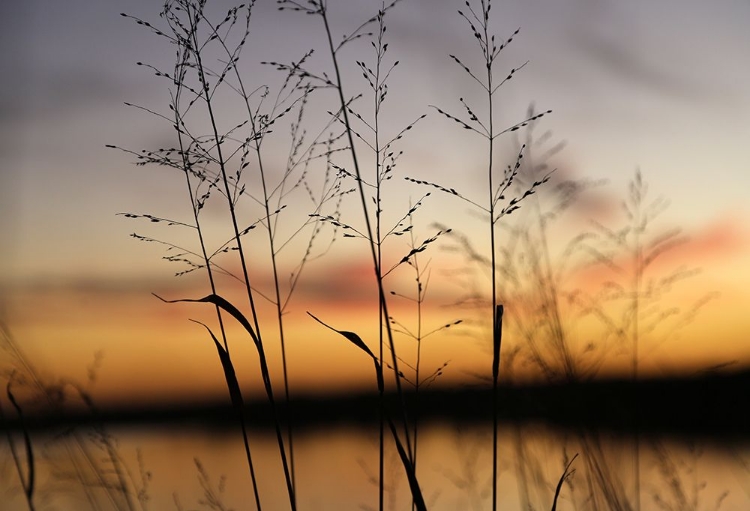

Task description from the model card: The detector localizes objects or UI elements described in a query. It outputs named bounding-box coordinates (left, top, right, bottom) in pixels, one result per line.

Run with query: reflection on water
left=3, top=422, right=748, bottom=510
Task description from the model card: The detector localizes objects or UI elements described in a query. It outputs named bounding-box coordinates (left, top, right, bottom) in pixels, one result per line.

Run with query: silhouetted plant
left=415, top=1, right=552, bottom=509
left=276, top=2, right=441, bottom=509
left=389, top=207, right=461, bottom=474
left=648, top=440, right=728, bottom=511
left=111, top=0, right=360, bottom=508
left=0, top=323, right=150, bottom=511
left=115, top=1, right=569, bottom=510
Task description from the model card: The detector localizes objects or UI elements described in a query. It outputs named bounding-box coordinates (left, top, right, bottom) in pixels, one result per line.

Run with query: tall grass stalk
left=318, top=2, right=414, bottom=443
left=589, top=169, right=714, bottom=511
left=179, top=5, right=300, bottom=505
left=389, top=211, right=459, bottom=477
left=444, top=114, right=639, bottom=508
left=277, top=1, right=438, bottom=508
left=167, top=5, right=262, bottom=505
left=114, top=3, right=271, bottom=505
left=630, top=170, right=645, bottom=511
left=320, top=2, right=420, bottom=506
left=426, top=2, right=552, bottom=508
left=473, top=151, right=716, bottom=510
left=115, top=2, right=349, bottom=508
left=113, top=0, right=588, bottom=511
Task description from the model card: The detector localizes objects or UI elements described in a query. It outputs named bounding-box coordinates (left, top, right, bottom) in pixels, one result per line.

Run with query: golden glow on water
left=2, top=424, right=747, bottom=510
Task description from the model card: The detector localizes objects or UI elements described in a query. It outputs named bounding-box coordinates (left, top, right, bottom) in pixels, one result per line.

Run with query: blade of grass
left=551, top=453, right=578, bottom=511
left=190, top=319, right=263, bottom=511
left=5, top=379, right=36, bottom=511
left=307, top=312, right=384, bottom=393
left=155, top=292, right=293, bottom=507
left=388, top=419, right=427, bottom=511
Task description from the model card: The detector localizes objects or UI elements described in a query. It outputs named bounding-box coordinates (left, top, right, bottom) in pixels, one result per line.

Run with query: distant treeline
left=5, top=369, right=749, bottom=442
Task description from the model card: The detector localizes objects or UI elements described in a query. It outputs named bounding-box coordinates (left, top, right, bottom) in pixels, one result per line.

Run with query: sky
left=1, top=0, right=750, bottom=406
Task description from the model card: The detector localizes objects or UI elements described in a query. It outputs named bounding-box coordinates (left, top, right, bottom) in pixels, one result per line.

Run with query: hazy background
left=2, top=0, right=749, bottom=406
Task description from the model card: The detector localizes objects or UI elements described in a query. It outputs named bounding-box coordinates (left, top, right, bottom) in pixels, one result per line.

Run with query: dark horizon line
left=3, top=369, right=749, bottom=443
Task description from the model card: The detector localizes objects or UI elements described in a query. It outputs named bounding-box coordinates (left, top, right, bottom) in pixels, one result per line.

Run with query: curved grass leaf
left=550, top=453, right=578, bottom=511
left=389, top=419, right=427, bottom=511
left=307, top=312, right=384, bottom=392
left=154, top=293, right=276, bottom=395
left=191, top=320, right=244, bottom=409
left=307, top=312, right=374, bottom=358
left=154, top=293, right=260, bottom=348
left=492, top=304, right=504, bottom=381
left=6, top=380, right=35, bottom=508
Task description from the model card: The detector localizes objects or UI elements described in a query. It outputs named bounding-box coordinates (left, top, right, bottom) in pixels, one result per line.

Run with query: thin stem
left=320, top=0, right=414, bottom=478
left=170, top=7, right=262, bottom=507
left=524, top=136, right=575, bottom=379
left=486, top=26, right=501, bottom=511
left=408, top=219, right=425, bottom=484
left=186, top=3, right=295, bottom=508
left=238, top=46, right=300, bottom=508
left=373, top=10, right=386, bottom=511
left=632, top=178, right=642, bottom=511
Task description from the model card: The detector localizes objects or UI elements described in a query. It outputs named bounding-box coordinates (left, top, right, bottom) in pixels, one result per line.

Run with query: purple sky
left=2, top=0, right=749, bottom=286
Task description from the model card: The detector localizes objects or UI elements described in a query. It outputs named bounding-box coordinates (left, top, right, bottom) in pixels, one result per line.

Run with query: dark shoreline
left=4, top=369, right=749, bottom=442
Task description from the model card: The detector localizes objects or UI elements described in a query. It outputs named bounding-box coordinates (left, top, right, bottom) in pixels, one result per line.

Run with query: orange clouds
left=668, top=213, right=748, bottom=265
left=3, top=207, right=748, bottom=409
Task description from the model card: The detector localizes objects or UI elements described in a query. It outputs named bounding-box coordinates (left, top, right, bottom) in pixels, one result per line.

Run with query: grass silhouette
left=111, top=0, right=563, bottom=508
left=0, top=324, right=153, bottom=511
left=1, top=0, right=742, bottom=510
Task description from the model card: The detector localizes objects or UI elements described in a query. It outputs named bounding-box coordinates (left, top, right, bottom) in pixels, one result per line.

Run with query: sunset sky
left=2, top=0, right=749, bottom=406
